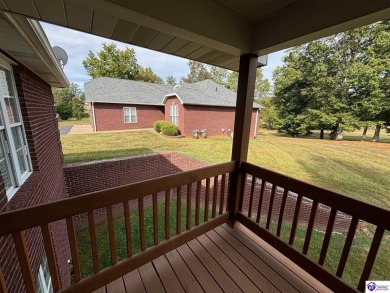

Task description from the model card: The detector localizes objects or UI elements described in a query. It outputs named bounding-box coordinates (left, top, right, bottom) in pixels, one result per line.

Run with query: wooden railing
left=0, top=161, right=235, bottom=293
left=238, top=162, right=390, bottom=293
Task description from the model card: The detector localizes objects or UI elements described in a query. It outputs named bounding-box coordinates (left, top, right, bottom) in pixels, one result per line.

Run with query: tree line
left=270, top=20, right=389, bottom=141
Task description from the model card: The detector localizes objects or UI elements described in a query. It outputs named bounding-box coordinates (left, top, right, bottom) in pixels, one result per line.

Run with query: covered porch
left=0, top=0, right=389, bottom=292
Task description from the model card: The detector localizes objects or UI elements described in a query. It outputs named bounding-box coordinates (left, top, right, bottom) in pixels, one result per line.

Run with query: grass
left=262, top=218, right=390, bottom=288
left=58, top=117, right=90, bottom=126
left=75, top=201, right=389, bottom=288
left=76, top=202, right=210, bottom=279
left=61, top=129, right=390, bottom=209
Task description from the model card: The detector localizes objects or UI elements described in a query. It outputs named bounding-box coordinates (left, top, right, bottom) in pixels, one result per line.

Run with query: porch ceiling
left=0, top=0, right=389, bottom=71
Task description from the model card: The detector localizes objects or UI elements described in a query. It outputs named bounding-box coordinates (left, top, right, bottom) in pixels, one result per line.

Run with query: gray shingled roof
left=85, top=77, right=260, bottom=108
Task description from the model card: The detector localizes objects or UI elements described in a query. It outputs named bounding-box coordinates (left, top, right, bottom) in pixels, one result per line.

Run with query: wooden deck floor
left=93, top=224, right=331, bottom=293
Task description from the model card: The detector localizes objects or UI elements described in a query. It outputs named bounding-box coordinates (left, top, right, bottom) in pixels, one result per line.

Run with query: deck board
left=99, top=224, right=331, bottom=293
left=123, top=269, right=145, bottom=293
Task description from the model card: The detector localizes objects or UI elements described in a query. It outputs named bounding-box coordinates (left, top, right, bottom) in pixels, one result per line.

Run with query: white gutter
left=254, top=109, right=259, bottom=138
left=92, top=102, right=97, bottom=132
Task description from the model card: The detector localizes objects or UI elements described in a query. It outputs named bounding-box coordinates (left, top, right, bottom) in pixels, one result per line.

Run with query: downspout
left=254, top=109, right=259, bottom=138
left=92, top=102, right=97, bottom=132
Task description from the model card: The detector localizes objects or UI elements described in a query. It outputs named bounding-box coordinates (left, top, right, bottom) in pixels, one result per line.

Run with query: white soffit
left=0, top=0, right=388, bottom=71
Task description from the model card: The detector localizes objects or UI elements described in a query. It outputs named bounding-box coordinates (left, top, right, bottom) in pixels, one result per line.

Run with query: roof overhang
left=162, top=94, right=183, bottom=105
left=0, top=0, right=388, bottom=71
left=0, top=12, right=68, bottom=87
left=88, top=101, right=164, bottom=107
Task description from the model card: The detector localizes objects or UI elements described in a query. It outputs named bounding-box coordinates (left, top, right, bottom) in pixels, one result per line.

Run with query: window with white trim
left=170, top=104, right=178, bottom=126
left=123, top=107, right=137, bottom=123
left=0, top=62, right=31, bottom=199
left=35, top=255, right=53, bottom=293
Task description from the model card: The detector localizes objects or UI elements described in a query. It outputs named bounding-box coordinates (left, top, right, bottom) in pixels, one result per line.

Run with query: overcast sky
left=41, top=22, right=285, bottom=91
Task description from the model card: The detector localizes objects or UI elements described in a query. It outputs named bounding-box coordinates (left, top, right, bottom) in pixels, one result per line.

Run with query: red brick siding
left=164, top=96, right=185, bottom=134
left=164, top=96, right=258, bottom=137
left=0, top=58, right=69, bottom=292
left=184, top=105, right=258, bottom=138
left=94, top=103, right=164, bottom=131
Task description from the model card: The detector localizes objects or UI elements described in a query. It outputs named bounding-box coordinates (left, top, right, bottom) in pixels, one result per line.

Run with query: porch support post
left=228, top=53, right=258, bottom=225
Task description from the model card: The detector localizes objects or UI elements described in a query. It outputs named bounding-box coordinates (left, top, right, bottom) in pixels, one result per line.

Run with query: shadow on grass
left=64, top=148, right=155, bottom=164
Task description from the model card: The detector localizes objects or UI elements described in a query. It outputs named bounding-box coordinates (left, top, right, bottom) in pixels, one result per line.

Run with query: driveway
left=59, top=125, right=72, bottom=135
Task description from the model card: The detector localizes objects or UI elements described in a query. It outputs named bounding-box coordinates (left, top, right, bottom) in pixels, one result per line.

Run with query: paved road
left=59, top=125, right=72, bottom=135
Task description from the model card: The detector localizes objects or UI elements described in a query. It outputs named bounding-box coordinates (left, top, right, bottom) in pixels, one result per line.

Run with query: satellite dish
left=52, top=46, right=68, bottom=68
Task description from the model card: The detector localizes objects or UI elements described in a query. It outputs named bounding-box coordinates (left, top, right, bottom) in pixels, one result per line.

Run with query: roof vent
left=216, top=87, right=218, bottom=92
left=173, top=84, right=181, bottom=92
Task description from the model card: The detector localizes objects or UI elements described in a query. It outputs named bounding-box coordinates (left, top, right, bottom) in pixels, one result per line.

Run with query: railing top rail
left=242, top=162, right=390, bottom=230
left=0, top=161, right=236, bottom=237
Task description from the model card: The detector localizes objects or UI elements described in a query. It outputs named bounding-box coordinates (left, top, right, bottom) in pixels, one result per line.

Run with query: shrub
left=153, top=120, right=165, bottom=133
left=161, top=121, right=179, bottom=136
left=56, top=103, right=72, bottom=120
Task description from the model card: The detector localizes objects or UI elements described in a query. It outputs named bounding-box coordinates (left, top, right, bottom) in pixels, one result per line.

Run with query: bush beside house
left=154, top=120, right=179, bottom=136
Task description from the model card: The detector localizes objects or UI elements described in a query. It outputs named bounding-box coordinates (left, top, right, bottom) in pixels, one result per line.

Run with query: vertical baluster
left=66, top=217, right=81, bottom=282
left=336, top=217, right=359, bottom=277
left=219, top=174, right=226, bottom=215
left=123, top=201, right=133, bottom=257
left=41, top=224, right=60, bottom=291
left=186, top=184, right=192, bottom=230
left=165, top=189, right=171, bottom=239
left=302, top=200, right=318, bottom=255
left=318, top=208, right=337, bottom=265
left=139, top=197, right=146, bottom=250
left=153, top=193, right=159, bottom=245
left=288, top=195, right=302, bottom=245
left=226, top=173, right=231, bottom=212
left=239, top=173, right=248, bottom=211
left=276, top=189, right=289, bottom=237
left=247, top=176, right=256, bottom=218
left=87, top=211, right=99, bottom=273
left=176, top=186, right=182, bottom=234
left=357, top=227, right=385, bottom=291
left=12, top=231, right=35, bottom=292
left=266, top=184, right=277, bottom=230
left=106, top=206, right=117, bottom=264
left=256, top=180, right=266, bottom=224
left=212, top=176, right=218, bottom=218
left=195, top=181, right=201, bottom=226
left=0, top=265, right=7, bottom=293
left=204, top=178, right=210, bottom=222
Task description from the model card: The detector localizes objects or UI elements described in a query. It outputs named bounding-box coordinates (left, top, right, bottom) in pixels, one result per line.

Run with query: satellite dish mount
left=52, top=46, right=68, bottom=69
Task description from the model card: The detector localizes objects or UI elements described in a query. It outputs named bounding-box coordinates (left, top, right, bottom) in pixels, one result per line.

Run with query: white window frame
left=0, top=59, right=32, bottom=200
left=35, top=255, right=53, bottom=293
left=170, top=104, right=179, bottom=126
left=123, top=107, right=137, bottom=123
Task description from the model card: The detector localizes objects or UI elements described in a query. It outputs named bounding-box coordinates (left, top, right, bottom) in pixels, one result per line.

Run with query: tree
left=82, top=43, right=140, bottom=80
left=259, top=97, right=279, bottom=129
left=166, top=74, right=177, bottom=86
left=53, top=83, right=85, bottom=120
left=181, top=61, right=212, bottom=83
left=137, top=67, right=163, bottom=84
left=82, top=43, right=163, bottom=83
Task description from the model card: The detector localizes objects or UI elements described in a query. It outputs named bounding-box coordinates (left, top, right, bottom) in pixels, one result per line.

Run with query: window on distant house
left=170, top=104, right=178, bottom=126
left=0, top=61, right=31, bottom=200
left=35, top=255, right=53, bottom=293
left=123, top=107, right=137, bottom=123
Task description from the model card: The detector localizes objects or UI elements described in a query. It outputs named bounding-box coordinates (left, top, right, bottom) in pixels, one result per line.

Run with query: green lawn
left=58, top=117, right=90, bottom=126
left=65, top=129, right=389, bottom=287
left=61, top=129, right=390, bottom=209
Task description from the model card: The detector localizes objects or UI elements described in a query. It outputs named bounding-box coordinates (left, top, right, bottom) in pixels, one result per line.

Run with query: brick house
left=0, top=13, right=69, bottom=293
left=86, top=77, right=261, bottom=137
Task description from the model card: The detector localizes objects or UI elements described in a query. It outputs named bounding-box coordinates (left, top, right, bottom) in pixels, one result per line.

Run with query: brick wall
left=164, top=96, right=258, bottom=137
left=94, top=103, right=164, bottom=131
left=63, top=152, right=210, bottom=230
left=0, top=58, right=69, bottom=292
left=64, top=152, right=208, bottom=197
